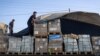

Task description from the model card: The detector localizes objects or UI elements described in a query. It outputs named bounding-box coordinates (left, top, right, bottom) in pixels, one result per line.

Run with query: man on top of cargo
left=27, top=11, right=37, bottom=36
left=9, top=19, right=15, bottom=36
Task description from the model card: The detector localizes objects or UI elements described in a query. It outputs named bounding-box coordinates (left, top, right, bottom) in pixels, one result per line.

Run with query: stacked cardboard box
left=48, top=19, right=61, bottom=33
left=34, top=23, right=47, bottom=36
left=0, top=36, right=8, bottom=52
left=63, top=34, right=78, bottom=52
left=35, top=38, right=48, bottom=53
left=92, top=36, right=100, bottom=53
left=48, top=34, right=63, bottom=53
left=21, top=36, right=34, bottom=52
left=78, top=35, right=92, bottom=52
left=8, top=37, right=21, bottom=52
left=0, top=29, right=3, bottom=36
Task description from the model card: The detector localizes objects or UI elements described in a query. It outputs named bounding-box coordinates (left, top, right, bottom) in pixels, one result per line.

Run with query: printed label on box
left=35, top=31, right=38, bottom=34
left=50, top=28, right=57, bottom=31
left=42, top=39, right=46, bottom=41
left=3, top=44, right=6, bottom=47
left=40, top=46, right=43, bottom=48
left=55, top=48, right=57, bottom=50
left=95, top=46, right=99, bottom=50
left=43, top=24, right=46, bottom=27
left=49, top=22, right=51, bottom=24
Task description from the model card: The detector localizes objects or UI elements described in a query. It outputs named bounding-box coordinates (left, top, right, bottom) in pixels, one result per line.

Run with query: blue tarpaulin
left=49, top=34, right=61, bottom=41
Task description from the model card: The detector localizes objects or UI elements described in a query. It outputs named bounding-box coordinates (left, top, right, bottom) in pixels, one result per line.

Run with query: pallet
left=48, top=52, right=65, bottom=55
left=6, top=52, right=20, bottom=55
left=0, top=52, right=6, bottom=54
left=0, top=52, right=95, bottom=56
left=0, top=53, right=95, bottom=56
left=20, top=52, right=33, bottom=55
left=48, top=32, right=61, bottom=34
left=34, top=34, right=48, bottom=37
left=35, top=35, right=48, bottom=38
left=0, top=54, right=95, bottom=56
left=34, top=52, right=49, bottom=55
left=65, top=52, right=79, bottom=55
left=79, top=51, right=93, bottom=55
left=6, top=52, right=34, bottom=55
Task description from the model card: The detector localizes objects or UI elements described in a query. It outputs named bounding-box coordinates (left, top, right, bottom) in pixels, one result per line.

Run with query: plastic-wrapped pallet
left=0, top=36, right=8, bottom=52
left=21, top=36, right=34, bottom=52
left=48, top=34, right=63, bottom=53
left=48, top=19, right=61, bottom=33
left=8, top=37, right=21, bottom=52
left=0, top=29, right=3, bottom=35
left=0, top=29, right=6, bottom=36
left=92, top=36, right=100, bottom=54
left=35, top=38, right=48, bottom=53
left=63, top=34, right=78, bottom=52
left=0, top=36, right=8, bottom=42
left=34, top=23, right=47, bottom=36
left=78, top=35, right=92, bottom=52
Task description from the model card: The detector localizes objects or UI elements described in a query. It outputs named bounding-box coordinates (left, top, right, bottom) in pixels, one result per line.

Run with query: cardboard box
left=78, top=35, right=92, bottom=52
left=0, top=36, right=8, bottom=52
left=35, top=38, right=48, bottom=53
left=21, top=36, right=34, bottom=52
left=48, top=19, right=61, bottom=32
left=92, top=36, right=100, bottom=53
left=63, top=34, right=78, bottom=52
left=48, top=23, right=61, bottom=32
left=48, top=34, right=63, bottom=52
left=8, top=37, right=21, bottom=52
left=34, top=23, right=47, bottom=36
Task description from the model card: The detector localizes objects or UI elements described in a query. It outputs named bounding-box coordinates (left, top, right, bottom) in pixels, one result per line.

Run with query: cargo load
left=48, top=34, right=63, bottom=53
left=34, top=23, right=47, bottom=36
left=0, top=36, right=8, bottom=52
left=21, top=36, right=34, bottom=52
left=8, top=37, right=21, bottom=52
left=63, top=34, right=78, bottom=52
left=0, top=29, right=3, bottom=35
left=92, top=36, right=100, bottom=53
left=78, top=35, right=92, bottom=52
left=69, top=33, right=79, bottom=39
left=35, top=38, right=48, bottom=53
left=0, top=23, right=8, bottom=35
left=48, top=19, right=61, bottom=33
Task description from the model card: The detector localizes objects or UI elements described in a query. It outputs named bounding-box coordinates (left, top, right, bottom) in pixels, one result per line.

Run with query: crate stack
left=48, top=19, right=62, bottom=53
left=34, top=23, right=48, bottom=53
left=63, top=34, right=78, bottom=53
left=34, top=23, right=47, bottom=36
left=48, top=34, right=63, bottom=53
left=35, top=38, right=48, bottom=53
left=21, top=36, right=34, bottom=53
left=78, top=35, right=92, bottom=53
left=8, top=37, right=21, bottom=52
left=92, top=36, right=100, bottom=56
left=48, top=19, right=61, bottom=34
left=0, top=36, right=8, bottom=52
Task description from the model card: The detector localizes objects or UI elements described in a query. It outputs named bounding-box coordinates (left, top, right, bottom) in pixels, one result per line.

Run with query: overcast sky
left=0, top=0, right=100, bottom=33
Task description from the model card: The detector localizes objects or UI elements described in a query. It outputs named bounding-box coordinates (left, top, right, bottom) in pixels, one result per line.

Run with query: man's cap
left=33, top=11, right=37, bottom=13
left=12, top=19, right=15, bottom=21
